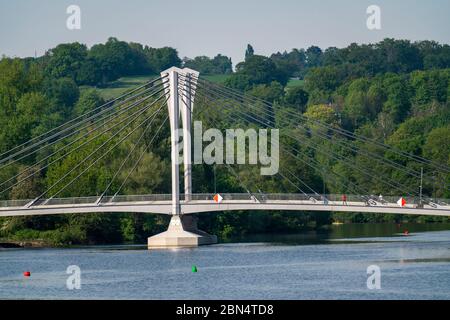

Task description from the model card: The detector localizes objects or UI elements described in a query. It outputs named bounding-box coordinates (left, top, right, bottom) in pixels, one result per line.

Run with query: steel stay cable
left=0, top=75, right=167, bottom=164
left=0, top=87, right=167, bottom=194
left=193, top=89, right=368, bottom=198
left=194, top=88, right=417, bottom=198
left=113, top=82, right=215, bottom=198
left=178, top=81, right=367, bottom=196
left=0, top=85, right=169, bottom=186
left=189, top=76, right=447, bottom=180
left=180, top=80, right=365, bottom=199
left=195, top=75, right=450, bottom=171
left=192, top=76, right=450, bottom=174
left=277, top=170, right=308, bottom=196
left=192, top=83, right=427, bottom=195
left=204, top=115, right=260, bottom=197
left=179, top=79, right=370, bottom=199
left=187, top=82, right=356, bottom=199
left=53, top=100, right=168, bottom=202
left=35, top=93, right=167, bottom=202
left=196, top=83, right=450, bottom=193
left=282, top=166, right=321, bottom=196
left=0, top=81, right=168, bottom=171
left=100, top=97, right=169, bottom=200
left=112, top=115, right=169, bottom=199
left=177, top=88, right=257, bottom=197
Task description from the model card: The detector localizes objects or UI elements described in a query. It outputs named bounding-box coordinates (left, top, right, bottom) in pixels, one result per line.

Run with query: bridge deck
left=0, top=194, right=449, bottom=217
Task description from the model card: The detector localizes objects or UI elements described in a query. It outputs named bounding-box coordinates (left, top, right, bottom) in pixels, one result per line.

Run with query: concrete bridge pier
left=148, top=67, right=216, bottom=249
left=147, top=214, right=217, bottom=249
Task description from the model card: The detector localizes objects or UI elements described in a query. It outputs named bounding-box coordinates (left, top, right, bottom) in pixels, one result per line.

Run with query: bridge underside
left=1, top=197, right=449, bottom=249
left=1, top=199, right=450, bottom=217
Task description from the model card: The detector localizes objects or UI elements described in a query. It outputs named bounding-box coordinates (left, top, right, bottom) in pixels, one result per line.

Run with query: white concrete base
left=148, top=215, right=217, bottom=249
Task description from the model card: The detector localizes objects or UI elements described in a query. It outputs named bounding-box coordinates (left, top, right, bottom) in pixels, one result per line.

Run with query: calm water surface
left=1, top=223, right=450, bottom=299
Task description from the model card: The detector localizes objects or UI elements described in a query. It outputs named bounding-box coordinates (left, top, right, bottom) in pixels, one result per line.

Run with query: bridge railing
left=106, top=194, right=173, bottom=203
left=1, top=193, right=448, bottom=208
left=0, top=199, right=31, bottom=208
left=256, top=194, right=430, bottom=205
left=43, top=196, right=100, bottom=206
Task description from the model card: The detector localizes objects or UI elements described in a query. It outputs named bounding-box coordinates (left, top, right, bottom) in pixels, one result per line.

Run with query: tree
left=183, top=54, right=232, bottom=74
left=271, top=49, right=307, bottom=78
left=247, top=81, right=284, bottom=103
left=284, top=86, right=309, bottom=112
left=381, top=74, right=411, bottom=123
left=44, top=77, right=80, bottom=115
left=120, top=152, right=169, bottom=195
left=73, top=89, right=105, bottom=116
left=89, top=37, right=135, bottom=83
left=343, top=78, right=384, bottom=128
left=1, top=92, right=57, bottom=155
left=10, top=166, right=43, bottom=199
left=376, top=38, right=423, bottom=73
left=343, top=78, right=370, bottom=127
left=212, top=54, right=233, bottom=74
left=76, top=58, right=102, bottom=85
left=304, top=104, right=339, bottom=125
left=423, top=125, right=450, bottom=164
left=226, top=55, right=289, bottom=90
left=44, top=43, right=88, bottom=82
left=423, top=125, right=450, bottom=198
left=410, top=70, right=448, bottom=106
left=305, top=66, right=343, bottom=94
left=305, top=46, right=323, bottom=68
left=144, top=46, right=182, bottom=73
left=245, top=44, right=254, bottom=61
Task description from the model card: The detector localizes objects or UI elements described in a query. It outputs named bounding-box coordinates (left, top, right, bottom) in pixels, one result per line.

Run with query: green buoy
left=192, top=265, right=198, bottom=273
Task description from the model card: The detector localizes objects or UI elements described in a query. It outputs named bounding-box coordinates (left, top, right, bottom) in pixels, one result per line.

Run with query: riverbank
left=2, top=222, right=450, bottom=249
left=0, top=240, right=48, bottom=248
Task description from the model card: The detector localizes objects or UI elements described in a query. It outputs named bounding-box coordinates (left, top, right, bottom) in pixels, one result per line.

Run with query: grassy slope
left=89, top=74, right=303, bottom=100
left=285, top=79, right=304, bottom=89
left=82, top=75, right=157, bottom=100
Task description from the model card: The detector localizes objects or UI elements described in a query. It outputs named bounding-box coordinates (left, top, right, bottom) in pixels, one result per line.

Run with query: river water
left=1, top=223, right=450, bottom=300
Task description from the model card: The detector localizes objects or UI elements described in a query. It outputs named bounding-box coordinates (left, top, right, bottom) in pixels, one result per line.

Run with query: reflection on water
left=0, top=223, right=449, bottom=300
left=229, top=222, right=450, bottom=245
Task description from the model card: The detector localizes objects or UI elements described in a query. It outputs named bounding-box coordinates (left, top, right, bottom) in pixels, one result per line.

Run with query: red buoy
left=23, top=271, right=31, bottom=277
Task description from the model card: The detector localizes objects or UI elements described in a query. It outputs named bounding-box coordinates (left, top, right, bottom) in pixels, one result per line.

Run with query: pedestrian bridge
left=1, top=193, right=449, bottom=217
left=1, top=67, right=449, bottom=248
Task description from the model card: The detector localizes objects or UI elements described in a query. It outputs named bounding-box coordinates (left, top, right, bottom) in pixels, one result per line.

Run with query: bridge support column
left=180, top=68, right=199, bottom=202
left=148, top=67, right=216, bottom=249
left=148, top=214, right=217, bottom=249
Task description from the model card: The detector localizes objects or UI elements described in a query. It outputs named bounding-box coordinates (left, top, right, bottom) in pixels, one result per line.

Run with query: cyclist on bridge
left=342, top=194, right=348, bottom=206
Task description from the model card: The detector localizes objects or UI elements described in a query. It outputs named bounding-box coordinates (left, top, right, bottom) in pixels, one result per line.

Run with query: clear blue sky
left=1, top=0, right=449, bottom=66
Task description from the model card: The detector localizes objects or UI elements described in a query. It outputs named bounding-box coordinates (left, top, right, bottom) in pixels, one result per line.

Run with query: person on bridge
left=342, top=194, right=348, bottom=205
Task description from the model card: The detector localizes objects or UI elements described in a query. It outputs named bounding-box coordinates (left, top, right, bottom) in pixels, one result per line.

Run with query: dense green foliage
left=0, top=38, right=449, bottom=246
left=183, top=55, right=232, bottom=75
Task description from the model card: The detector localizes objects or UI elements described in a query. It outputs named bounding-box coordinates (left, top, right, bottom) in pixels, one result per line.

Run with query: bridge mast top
left=160, top=67, right=200, bottom=214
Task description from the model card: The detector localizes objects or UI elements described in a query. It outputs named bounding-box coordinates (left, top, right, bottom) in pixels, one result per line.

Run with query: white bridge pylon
left=162, top=67, right=199, bottom=215
left=148, top=67, right=218, bottom=248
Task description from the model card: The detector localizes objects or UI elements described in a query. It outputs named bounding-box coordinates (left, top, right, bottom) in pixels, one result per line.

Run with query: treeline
left=38, top=37, right=233, bottom=86
left=226, top=40, right=450, bottom=90
left=271, top=39, right=450, bottom=79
